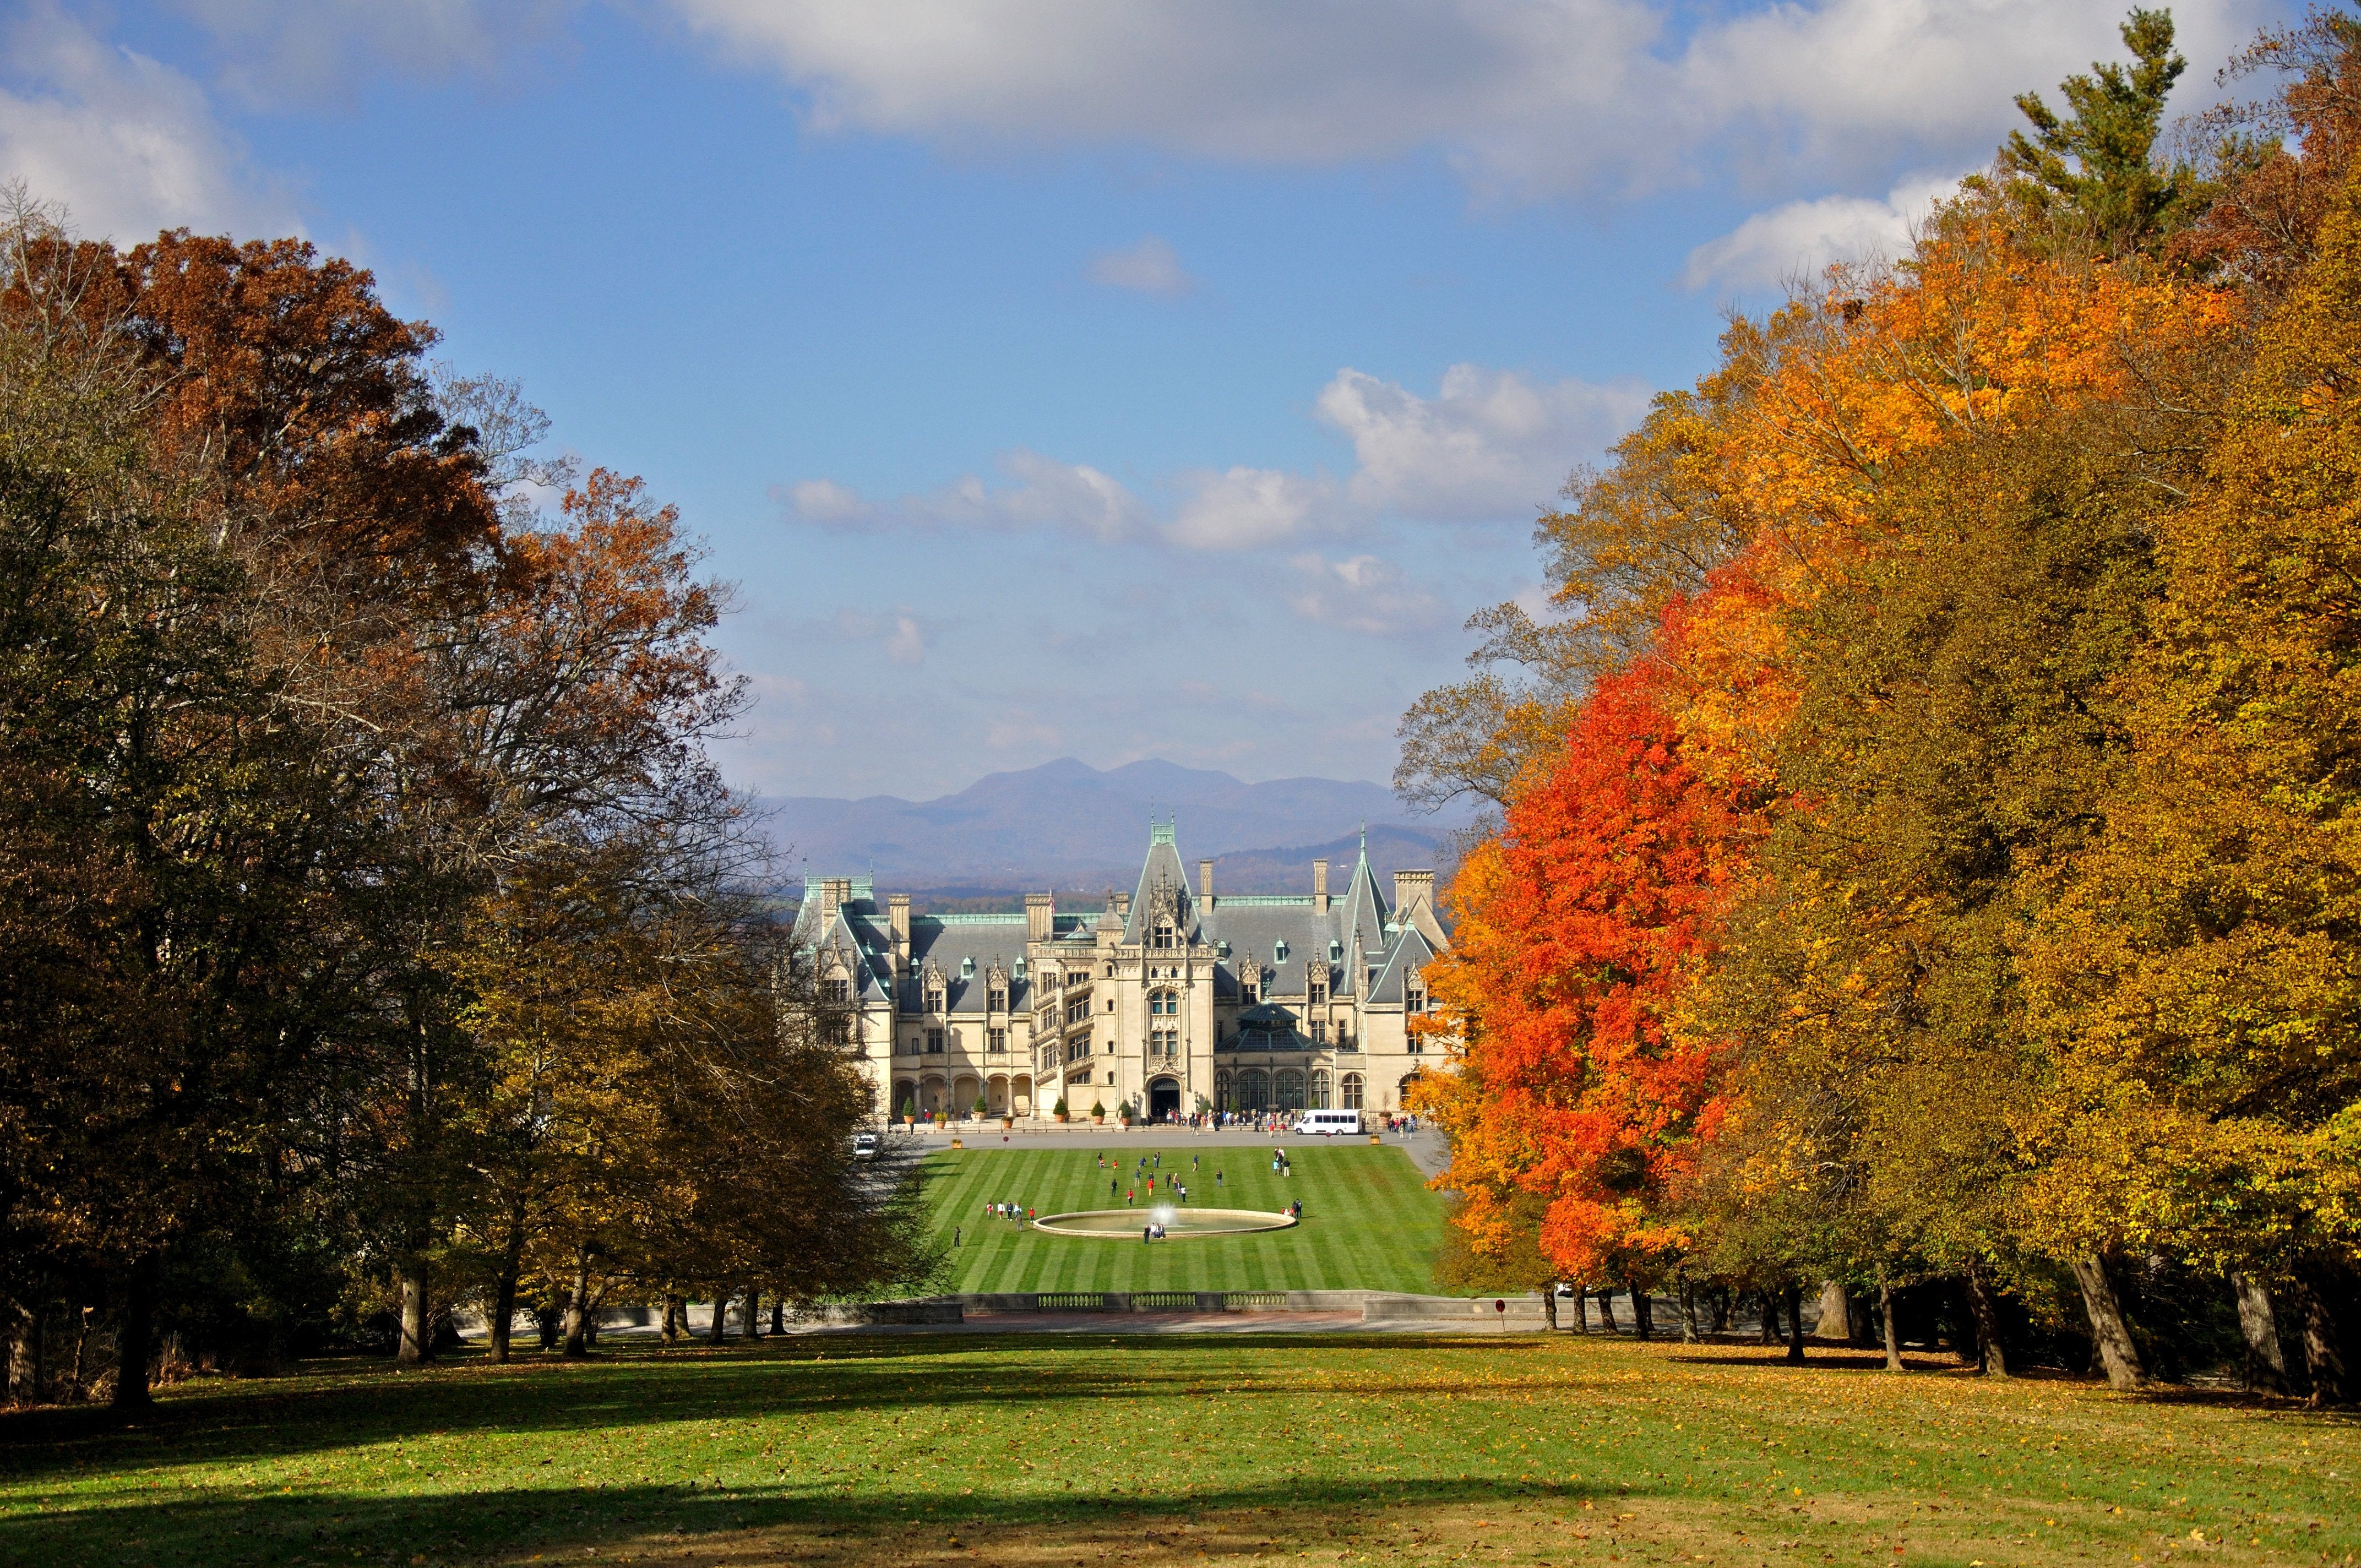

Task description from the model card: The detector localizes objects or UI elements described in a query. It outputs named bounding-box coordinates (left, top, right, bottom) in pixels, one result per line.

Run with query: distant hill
left=769, top=757, right=1467, bottom=892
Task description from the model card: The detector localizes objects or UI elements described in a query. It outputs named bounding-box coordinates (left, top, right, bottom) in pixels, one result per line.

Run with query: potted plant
left=1118, top=1097, right=1136, bottom=1128
left=898, top=1095, right=916, bottom=1129
left=972, top=1095, right=989, bottom=1124
left=1090, top=1099, right=1107, bottom=1125
left=931, top=1108, right=946, bottom=1129
left=1054, top=1097, right=1070, bottom=1124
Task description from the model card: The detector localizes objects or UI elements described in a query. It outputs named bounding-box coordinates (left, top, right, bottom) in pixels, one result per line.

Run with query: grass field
left=3, top=1335, right=2355, bottom=1568
left=917, top=1143, right=1445, bottom=1293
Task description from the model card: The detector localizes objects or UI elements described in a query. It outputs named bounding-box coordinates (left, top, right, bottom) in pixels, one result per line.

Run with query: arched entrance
left=1147, top=1076, right=1181, bottom=1121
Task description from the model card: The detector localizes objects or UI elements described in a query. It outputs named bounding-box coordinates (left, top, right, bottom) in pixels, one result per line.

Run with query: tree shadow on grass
left=0, top=1469, right=1623, bottom=1566
left=0, top=1333, right=1571, bottom=1484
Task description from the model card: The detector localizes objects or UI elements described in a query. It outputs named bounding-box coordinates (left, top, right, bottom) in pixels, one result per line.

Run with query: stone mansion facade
left=791, top=824, right=1448, bottom=1123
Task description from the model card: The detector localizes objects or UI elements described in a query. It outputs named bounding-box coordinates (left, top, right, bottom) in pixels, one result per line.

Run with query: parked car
left=852, top=1130, right=881, bottom=1159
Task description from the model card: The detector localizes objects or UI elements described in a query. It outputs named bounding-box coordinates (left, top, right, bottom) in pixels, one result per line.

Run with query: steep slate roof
left=903, top=916, right=1033, bottom=1015
left=1334, top=830, right=1391, bottom=955
left=1120, top=819, right=1198, bottom=944
left=796, top=821, right=1439, bottom=1013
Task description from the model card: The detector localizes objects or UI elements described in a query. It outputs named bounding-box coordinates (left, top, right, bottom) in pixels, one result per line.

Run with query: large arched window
left=1214, top=1068, right=1233, bottom=1109
left=1236, top=1068, right=1270, bottom=1112
left=1310, top=1070, right=1331, bottom=1109
left=1149, top=989, right=1179, bottom=1016
left=1341, top=1072, right=1364, bottom=1109
left=1274, top=1069, right=1307, bottom=1112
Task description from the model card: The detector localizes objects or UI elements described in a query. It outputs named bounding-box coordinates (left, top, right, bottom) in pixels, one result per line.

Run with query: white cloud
left=780, top=448, right=1149, bottom=542
left=1168, top=466, right=1341, bottom=551
left=167, top=0, right=574, bottom=104
left=664, top=0, right=2268, bottom=199
left=824, top=607, right=932, bottom=665
left=0, top=4, right=297, bottom=242
left=1316, top=364, right=1649, bottom=522
left=1288, top=553, right=1443, bottom=636
left=882, top=612, right=927, bottom=665
left=1088, top=236, right=1195, bottom=296
left=1682, top=171, right=1963, bottom=292
left=786, top=363, right=1645, bottom=552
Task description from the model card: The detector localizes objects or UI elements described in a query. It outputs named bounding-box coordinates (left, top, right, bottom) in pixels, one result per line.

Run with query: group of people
left=1103, top=1148, right=1198, bottom=1207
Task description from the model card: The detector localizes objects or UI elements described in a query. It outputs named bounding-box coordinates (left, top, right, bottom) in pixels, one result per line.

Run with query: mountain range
left=768, top=758, right=1469, bottom=894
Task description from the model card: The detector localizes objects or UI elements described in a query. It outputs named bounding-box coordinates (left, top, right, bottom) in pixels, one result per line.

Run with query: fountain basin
left=1031, top=1207, right=1297, bottom=1239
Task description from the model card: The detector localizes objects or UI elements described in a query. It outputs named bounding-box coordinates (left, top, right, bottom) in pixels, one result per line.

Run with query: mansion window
left=1341, top=1072, right=1365, bottom=1109
left=1312, top=1069, right=1331, bottom=1108
left=1240, top=977, right=1258, bottom=1004
left=987, top=1027, right=1008, bottom=1054
left=1151, top=1027, right=1179, bottom=1059
left=1065, top=998, right=1090, bottom=1027
left=1308, top=974, right=1328, bottom=1005
left=1152, top=919, right=1176, bottom=950
left=1407, top=1036, right=1424, bottom=1055
left=822, top=977, right=849, bottom=1005
left=1311, top=1020, right=1327, bottom=1044
left=925, top=1028, right=945, bottom=1054
left=1406, top=980, right=1427, bottom=1012
left=926, top=988, right=945, bottom=1014
left=1337, top=1025, right=1357, bottom=1052
left=988, top=988, right=1007, bottom=1013
left=1149, top=989, right=1179, bottom=1017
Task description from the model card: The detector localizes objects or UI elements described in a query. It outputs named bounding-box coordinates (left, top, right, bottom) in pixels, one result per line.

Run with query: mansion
left=792, top=823, right=1448, bottom=1123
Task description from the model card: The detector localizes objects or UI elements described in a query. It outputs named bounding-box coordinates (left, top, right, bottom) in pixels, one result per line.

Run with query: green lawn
left=918, top=1142, right=1445, bottom=1293
left=3, top=1336, right=2354, bottom=1568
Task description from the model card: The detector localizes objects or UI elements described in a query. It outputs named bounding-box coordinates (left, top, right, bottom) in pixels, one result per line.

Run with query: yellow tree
left=2023, top=161, right=2361, bottom=1405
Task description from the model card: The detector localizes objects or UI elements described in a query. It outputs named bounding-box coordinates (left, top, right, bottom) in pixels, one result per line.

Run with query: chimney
left=889, top=892, right=912, bottom=976
left=1392, top=869, right=1433, bottom=920
left=1313, top=858, right=1330, bottom=914
left=1025, top=891, right=1053, bottom=943
left=818, top=877, right=844, bottom=924
left=1199, top=859, right=1215, bottom=908
left=1113, top=891, right=1131, bottom=917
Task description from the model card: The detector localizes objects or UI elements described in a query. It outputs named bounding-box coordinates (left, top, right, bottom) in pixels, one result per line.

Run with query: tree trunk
left=1570, top=1287, right=1589, bottom=1334
left=487, top=1204, right=526, bottom=1365
left=1878, top=1268, right=1905, bottom=1372
left=1626, top=1277, right=1653, bottom=1342
left=661, top=1293, right=684, bottom=1344
left=1677, top=1273, right=1700, bottom=1343
left=4, top=1298, right=41, bottom=1405
left=1815, top=1281, right=1848, bottom=1342
left=1965, top=1261, right=2009, bottom=1378
left=708, top=1289, right=730, bottom=1344
left=396, top=1256, right=432, bottom=1366
left=2070, top=1254, right=2145, bottom=1391
left=771, top=1296, right=785, bottom=1335
left=113, top=1255, right=158, bottom=1409
left=1707, top=1287, right=1728, bottom=1335
left=744, top=1288, right=761, bottom=1340
left=1595, top=1287, right=1618, bottom=1335
left=1759, top=1290, right=1778, bottom=1345
left=559, top=1250, right=593, bottom=1358
left=1784, top=1284, right=1805, bottom=1363
left=1542, top=1289, right=1558, bottom=1331
left=2231, top=1275, right=2288, bottom=1396
left=2292, top=1262, right=2349, bottom=1407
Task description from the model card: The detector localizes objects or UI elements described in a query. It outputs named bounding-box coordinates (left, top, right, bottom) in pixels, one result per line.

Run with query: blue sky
left=0, top=0, right=2289, bottom=800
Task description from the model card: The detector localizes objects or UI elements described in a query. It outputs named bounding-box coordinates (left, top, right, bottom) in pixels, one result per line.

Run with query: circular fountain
left=1031, top=1205, right=1297, bottom=1238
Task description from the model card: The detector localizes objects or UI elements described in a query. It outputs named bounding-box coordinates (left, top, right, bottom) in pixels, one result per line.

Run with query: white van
left=1293, top=1109, right=1363, bottom=1137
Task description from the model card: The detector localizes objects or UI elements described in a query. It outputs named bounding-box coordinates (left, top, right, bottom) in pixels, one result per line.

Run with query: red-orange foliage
left=1413, top=646, right=1757, bottom=1284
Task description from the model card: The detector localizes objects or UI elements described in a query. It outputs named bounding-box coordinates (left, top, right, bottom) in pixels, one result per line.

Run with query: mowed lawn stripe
left=918, top=1144, right=1443, bottom=1293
